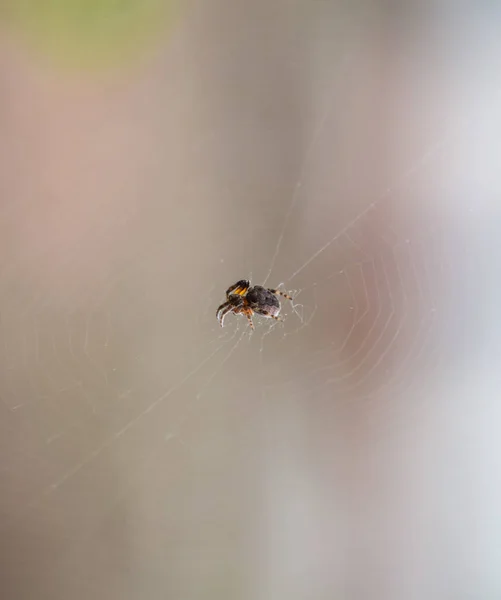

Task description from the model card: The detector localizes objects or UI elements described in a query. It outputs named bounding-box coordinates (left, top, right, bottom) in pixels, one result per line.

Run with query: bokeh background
left=1, top=1, right=501, bottom=598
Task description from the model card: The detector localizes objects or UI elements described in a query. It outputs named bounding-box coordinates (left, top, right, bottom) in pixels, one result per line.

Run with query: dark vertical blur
left=1, top=1, right=501, bottom=598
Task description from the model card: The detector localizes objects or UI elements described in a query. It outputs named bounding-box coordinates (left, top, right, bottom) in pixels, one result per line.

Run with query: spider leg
left=216, top=302, right=232, bottom=327
left=259, top=310, right=283, bottom=323
left=226, top=279, right=250, bottom=298
left=269, top=289, right=293, bottom=302
left=243, top=308, right=255, bottom=330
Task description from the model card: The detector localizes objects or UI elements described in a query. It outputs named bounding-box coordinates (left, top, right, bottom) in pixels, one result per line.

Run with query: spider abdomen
left=246, top=285, right=281, bottom=317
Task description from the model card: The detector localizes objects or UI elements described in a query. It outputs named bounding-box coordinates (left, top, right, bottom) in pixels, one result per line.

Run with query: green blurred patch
left=4, top=0, right=180, bottom=69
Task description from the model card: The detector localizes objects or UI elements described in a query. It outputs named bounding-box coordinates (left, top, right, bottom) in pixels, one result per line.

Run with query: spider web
left=1, top=2, right=501, bottom=598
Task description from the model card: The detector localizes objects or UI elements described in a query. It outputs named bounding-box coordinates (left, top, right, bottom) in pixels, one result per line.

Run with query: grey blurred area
left=1, top=1, right=501, bottom=598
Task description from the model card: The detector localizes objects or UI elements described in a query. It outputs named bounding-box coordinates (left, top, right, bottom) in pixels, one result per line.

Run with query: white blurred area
left=1, top=1, right=501, bottom=599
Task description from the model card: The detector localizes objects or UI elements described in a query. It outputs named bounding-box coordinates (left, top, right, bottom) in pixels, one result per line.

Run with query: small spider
left=216, top=279, right=293, bottom=330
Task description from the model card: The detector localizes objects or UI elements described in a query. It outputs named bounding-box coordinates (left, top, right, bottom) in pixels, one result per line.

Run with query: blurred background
left=1, top=1, right=501, bottom=598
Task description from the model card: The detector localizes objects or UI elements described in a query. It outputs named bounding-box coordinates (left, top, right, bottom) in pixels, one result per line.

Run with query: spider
left=216, top=279, right=293, bottom=330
